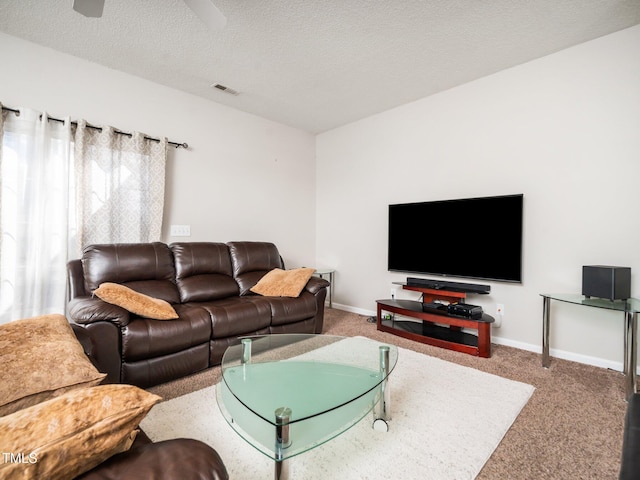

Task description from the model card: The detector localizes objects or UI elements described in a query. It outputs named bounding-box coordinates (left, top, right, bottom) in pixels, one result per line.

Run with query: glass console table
left=541, top=294, right=640, bottom=399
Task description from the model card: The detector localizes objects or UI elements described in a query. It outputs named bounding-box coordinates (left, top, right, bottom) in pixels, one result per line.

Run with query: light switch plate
left=170, top=225, right=191, bottom=237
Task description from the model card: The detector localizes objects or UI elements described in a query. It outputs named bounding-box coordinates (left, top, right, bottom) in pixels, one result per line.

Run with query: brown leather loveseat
left=67, top=241, right=330, bottom=388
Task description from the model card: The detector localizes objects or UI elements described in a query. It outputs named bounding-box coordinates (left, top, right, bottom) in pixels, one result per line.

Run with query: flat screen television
left=388, top=194, right=523, bottom=283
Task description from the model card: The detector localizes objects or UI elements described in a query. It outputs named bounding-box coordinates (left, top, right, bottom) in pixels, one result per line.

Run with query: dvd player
left=447, top=303, right=483, bottom=319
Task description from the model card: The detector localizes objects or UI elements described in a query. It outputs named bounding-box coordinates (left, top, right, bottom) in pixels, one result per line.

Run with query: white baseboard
left=491, top=335, right=624, bottom=373
left=330, top=302, right=373, bottom=317
left=329, top=304, right=625, bottom=373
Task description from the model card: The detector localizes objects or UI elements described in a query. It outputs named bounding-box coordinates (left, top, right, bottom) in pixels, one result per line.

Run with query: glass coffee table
left=216, top=334, right=398, bottom=480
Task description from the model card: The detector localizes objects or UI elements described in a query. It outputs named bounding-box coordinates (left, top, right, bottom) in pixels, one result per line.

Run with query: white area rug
left=141, top=338, right=534, bottom=479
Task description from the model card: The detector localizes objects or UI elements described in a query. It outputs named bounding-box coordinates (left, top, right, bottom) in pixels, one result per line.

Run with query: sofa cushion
left=227, top=242, right=284, bottom=295
left=82, top=243, right=180, bottom=304
left=0, top=314, right=106, bottom=417
left=121, top=304, right=212, bottom=361
left=262, top=292, right=319, bottom=326
left=250, top=267, right=315, bottom=297
left=94, top=283, right=179, bottom=320
left=171, top=242, right=239, bottom=302
left=0, top=384, right=160, bottom=480
left=200, top=297, right=273, bottom=339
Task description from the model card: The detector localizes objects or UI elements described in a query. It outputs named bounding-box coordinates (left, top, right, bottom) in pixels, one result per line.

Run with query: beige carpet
left=149, top=308, right=627, bottom=479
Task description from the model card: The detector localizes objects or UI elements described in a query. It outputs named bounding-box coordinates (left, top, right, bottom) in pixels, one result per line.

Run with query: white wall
left=316, top=25, right=640, bottom=369
left=0, top=32, right=317, bottom=268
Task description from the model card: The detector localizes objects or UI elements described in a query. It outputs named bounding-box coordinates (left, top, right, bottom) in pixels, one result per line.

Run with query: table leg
left=542, top=296, right=551, bottom=368
left=625, top=312, right=637, bottom=400
left=241, top=338, right=252, bottom=364
left=274, top=407, right=292, bottom=480
left=373, top=346, right=391, bottom=432
left=624, top=315, right=629, bottom=376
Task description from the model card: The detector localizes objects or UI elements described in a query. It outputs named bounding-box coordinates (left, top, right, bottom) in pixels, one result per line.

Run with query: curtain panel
left=0, top=107, right=168, bottom=324
left=74, top=120, right=167, bottom=247
left=0, top=106, right=73, bottom=323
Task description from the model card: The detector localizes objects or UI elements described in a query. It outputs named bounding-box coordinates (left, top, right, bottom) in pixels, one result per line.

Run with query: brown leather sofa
left=67, top=241, right=330, bottom=388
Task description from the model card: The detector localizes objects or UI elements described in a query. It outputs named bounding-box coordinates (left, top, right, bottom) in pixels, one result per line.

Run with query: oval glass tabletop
left=216, top=334, right=398, bottom=461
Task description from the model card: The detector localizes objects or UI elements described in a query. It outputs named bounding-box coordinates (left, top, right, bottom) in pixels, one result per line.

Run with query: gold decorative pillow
left=0, top=384, right=161, bottom=480
left=250, top=268, right=316, bottom=297
left=93, top=282, right=179, bottom=320
left=0, top=314, right=106, bottom=417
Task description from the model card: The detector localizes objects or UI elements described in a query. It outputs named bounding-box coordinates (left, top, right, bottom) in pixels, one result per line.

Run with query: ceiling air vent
left=210, top=83, right=239, bottom=96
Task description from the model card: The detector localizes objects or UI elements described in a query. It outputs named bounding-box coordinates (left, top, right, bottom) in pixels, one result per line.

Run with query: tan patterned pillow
left=93, top=282, right=179, bottom=320
left=250, top=268, right=316, bottom=297
left=0, top=314, right=106, bottom=417
left=0, top=384, right=161, bottom=480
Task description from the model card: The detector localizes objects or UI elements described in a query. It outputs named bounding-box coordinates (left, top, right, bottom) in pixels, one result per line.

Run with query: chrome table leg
left=373, top=345, right=391, bottom=431
left=275, top=407, right=292, bottom=480
left=625, top=312, right=637, bottom=400
left=542, top=296, right=551, bottom=368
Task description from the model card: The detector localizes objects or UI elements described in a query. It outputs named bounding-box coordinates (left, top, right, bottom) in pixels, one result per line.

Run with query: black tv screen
left=388, top=194, right=523, bottom=283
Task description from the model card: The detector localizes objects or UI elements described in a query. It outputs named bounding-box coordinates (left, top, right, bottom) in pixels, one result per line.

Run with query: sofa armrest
left=620, top=393, right=640, bottom=479
left=75, top=438, right=228, bottom=480
left=305, top=276, right=330, bottom=295
left=68, top=298, right=129, bottom=384
left=67, top=259, right=87, bottom=300
left=68, top=296, right=131, bottom=327
left=71, top=321, right=122, bottom=384
left=304, top=277, right=329, bottom=333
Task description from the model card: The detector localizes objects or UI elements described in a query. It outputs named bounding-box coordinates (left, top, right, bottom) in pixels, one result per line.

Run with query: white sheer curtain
left=74, top=120, right=167, bottom=247
left=0, top=106, right=73, bottom=323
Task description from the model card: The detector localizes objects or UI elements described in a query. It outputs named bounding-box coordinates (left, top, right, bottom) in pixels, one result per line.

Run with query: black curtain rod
left=1, top=106, right=188, bottom=149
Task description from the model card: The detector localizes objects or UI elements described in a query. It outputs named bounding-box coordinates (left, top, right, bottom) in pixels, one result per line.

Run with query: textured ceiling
left=1, top=0, right=640, bottom=133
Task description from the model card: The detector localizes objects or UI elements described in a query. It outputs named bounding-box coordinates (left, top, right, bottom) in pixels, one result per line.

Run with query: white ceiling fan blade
left=184, top=0, right=227, bottom=30
left=72, top=0, right=105, bottom=18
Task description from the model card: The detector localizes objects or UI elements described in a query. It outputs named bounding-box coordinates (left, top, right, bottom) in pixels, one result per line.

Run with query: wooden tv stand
left=376, top=284, right=494, bottom=357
